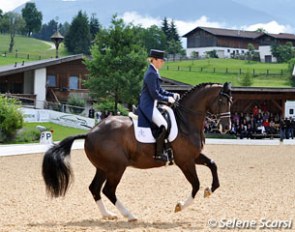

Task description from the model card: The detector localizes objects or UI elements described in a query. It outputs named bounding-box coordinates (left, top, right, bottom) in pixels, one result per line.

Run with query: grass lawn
left=0, top=34, right=69, bottom=65
left=161, top=58, right=292, bottom=87
left=23, top=122, right=89, bottom=142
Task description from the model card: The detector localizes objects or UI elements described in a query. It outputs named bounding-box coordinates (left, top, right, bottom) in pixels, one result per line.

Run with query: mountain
left=14, top=0, right=294, bottom=33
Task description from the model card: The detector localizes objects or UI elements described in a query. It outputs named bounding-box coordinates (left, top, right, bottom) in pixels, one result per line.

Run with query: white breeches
left=152, top=101, right=168, bottom=129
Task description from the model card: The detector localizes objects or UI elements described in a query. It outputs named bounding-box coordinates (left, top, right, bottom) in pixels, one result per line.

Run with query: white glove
left=173, top=93, right=180, bottom=100
left=168, top=96, right=175, bottom=104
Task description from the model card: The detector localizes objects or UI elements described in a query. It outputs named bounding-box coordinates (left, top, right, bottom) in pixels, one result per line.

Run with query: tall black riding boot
left=154, top=126, right=167, bottom=161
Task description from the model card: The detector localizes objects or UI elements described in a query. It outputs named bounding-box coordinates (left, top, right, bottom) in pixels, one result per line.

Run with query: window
left=69, top=76, right=79, bottom=89
left=289, top=109, right=294, bottom=115
left=47, top=75, right=56, bottom=87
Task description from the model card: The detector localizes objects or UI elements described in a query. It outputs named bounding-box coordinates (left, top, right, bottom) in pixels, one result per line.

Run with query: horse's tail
left=42, top=134, right=87, bottom=198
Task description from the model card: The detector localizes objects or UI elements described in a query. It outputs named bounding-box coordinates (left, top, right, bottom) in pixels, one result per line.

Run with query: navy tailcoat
left=138, top=64, right=173, bottom=127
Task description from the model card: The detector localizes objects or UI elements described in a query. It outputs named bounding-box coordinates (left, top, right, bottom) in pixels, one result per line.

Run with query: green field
left=0, top=34, right=69, bottom=65
left=23, top=122, right=88, bottom=142
left=161, top=59, right=291, bottom=87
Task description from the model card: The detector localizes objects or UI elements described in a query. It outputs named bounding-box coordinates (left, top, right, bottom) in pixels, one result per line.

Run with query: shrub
left=14, top=128, right=41, bottom=143
left=0, top=96, right=23, bottom=142
left=238, top=71, right=253, bottom=86
left=67, top=93, right=85, bottom=114
left=94, top=100, right=129, bottom=116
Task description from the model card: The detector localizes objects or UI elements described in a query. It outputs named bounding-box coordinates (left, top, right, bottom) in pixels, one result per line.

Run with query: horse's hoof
left=102, top=215, right=118, bottom=220
left=204, top=187, right=212, bottom=198
left=174, top=202, right=182, bottom=213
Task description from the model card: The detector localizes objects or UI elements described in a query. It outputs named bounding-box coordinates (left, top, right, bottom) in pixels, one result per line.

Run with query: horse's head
left=207, top=82, right=232, bottom=134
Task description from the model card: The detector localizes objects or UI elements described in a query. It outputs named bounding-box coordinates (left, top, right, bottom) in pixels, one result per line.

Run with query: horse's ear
left=223, top=82, right=232, bottom=93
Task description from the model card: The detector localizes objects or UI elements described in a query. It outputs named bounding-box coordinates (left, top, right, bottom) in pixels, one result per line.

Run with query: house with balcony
left=0, top=54, right=89, bottom=109
left=183, top=26, right=295, bottom=62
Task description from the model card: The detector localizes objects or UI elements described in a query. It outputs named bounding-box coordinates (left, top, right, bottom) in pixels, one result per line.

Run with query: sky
left=0, top=0, right=29, bottom=12
left=1, top=0, right=293, bottom=37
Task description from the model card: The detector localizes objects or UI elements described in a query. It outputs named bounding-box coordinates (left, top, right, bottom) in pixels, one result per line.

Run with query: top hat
left=149, top=49, right=165, bottom=60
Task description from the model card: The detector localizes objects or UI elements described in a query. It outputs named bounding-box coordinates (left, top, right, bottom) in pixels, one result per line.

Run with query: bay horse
left=42, top=82, right=232, bottom=222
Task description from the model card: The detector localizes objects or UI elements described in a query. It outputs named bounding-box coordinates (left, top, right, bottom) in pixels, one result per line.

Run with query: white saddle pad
left=130, top=109, right=178, bottom=143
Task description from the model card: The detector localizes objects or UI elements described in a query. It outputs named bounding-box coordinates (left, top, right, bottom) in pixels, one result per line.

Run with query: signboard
left=21, top=108, right=95, bottom=130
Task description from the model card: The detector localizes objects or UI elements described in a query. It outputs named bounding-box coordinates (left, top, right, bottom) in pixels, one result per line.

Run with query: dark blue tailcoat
left=138, top=64, right=173, bottom=127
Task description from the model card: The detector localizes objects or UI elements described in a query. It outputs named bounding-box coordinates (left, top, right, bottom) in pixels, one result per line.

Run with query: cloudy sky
left=0, top=0, right=28, bottom=12
left=1, top=0, right=293, bottom=37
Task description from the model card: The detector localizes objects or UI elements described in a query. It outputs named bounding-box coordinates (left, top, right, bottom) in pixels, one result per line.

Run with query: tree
left=161, top=17, right=169, bottom=40
left=0, top=96, right=23, bottom=142
left=255, top=28, right=267, bottom=33
left=89, top=13, right=101, bottom=41
left=238, top=71, right=253, bottom=87
left=84, top=15, right=147, bottom=114
left=21, top=2, right=42, bottom=36
left=33, top=19, right=58, bottom=41
left=64, top=11, right=91, bottom=54
left=271, top=42, right=294, bottom=63
left=140, top=25, right=167, bottom=52
left=1, top=12, right=25, bottom=52
left=161, top=18, right=184, bottom=58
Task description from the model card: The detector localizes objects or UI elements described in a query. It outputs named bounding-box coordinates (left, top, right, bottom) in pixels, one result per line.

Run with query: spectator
left=285, top=117, right=291, bottom=139
left=252, top=105, right=259, bottom=117
left=279, top=118, right=286, bottom=141
left=88, top=107, right=95, bottom=118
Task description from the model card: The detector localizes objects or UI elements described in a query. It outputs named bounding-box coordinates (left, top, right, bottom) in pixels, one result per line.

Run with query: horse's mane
left=175, top=82, right=221, bottom=150
left=179, top=82, right=221, bottom=103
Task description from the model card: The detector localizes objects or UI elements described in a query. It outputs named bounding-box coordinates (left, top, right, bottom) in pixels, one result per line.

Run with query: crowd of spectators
left=204, top=103, right=295, bottom=140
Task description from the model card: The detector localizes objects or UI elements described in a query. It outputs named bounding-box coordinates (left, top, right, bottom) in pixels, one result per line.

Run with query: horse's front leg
left=195, top=153, right=220, bottom=198
left=175, top=161, right=200, bottom=212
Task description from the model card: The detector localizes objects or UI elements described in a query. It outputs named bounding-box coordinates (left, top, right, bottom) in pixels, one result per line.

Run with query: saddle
left=130, top=105, right=177, bottom=165
left=130, top=105, right=178, bottom=143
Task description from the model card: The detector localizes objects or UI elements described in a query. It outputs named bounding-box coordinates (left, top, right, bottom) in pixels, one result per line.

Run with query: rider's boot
left=154, top=126, right=167, bottom=161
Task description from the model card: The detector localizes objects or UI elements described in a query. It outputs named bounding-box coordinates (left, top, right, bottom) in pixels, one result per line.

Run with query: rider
left=138, top=49, right=180, bottom=161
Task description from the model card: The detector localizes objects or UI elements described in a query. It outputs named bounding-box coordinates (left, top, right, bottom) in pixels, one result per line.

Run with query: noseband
left=206, top=90, right=232, bottom=123
left=174, top=85, right=232, bottom=127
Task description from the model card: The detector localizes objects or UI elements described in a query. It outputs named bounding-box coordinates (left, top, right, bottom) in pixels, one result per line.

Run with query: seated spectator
left=252, top=105, right=259, bottom=117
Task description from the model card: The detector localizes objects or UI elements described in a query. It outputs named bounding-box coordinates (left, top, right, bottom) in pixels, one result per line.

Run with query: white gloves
left=173, top=93, right=180, bottom=100
left=168, top=96, right=175, bottom=104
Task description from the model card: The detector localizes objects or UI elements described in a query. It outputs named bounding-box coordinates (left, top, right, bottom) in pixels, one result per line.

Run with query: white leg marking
left=96, top=200, right=117, bottom=219
left=115, top=199, right=137, bottom=222
left=176, top=195, right=194, bottom=212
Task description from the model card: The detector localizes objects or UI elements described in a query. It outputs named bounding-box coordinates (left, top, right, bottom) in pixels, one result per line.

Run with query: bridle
left=206, top=89, right=232, bottom=124
left=174, top=87, right=232, bottom=125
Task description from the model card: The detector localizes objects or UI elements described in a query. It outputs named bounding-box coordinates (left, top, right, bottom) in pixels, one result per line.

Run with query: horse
left=42, top=82, right=232, bottom=222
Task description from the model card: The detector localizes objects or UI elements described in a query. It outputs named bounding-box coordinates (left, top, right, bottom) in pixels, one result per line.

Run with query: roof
left=183, top=26, right=295, bottom=41
left=183, top=26, right=262, bottom=39
left=0, top=54, right=84, bottom=77
left=260, top=33, right=295, bottom=40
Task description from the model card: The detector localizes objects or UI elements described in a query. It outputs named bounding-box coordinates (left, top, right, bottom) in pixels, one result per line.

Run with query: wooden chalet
left=0, top=54, right=88, bottom=109
left=162, top=77, right=295, bottom=117
left=183, top=26, right=295, bottom=62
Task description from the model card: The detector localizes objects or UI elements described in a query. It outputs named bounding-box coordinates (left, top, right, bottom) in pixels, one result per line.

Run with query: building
left=183, top=26, right=295, bottom=62
left=1, top=54, right=295, bottom=118
left=0, top=54, right=88, bottom=109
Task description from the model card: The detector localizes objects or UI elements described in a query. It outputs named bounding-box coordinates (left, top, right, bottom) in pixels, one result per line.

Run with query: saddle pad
left=131, top=108, right=178, bottom=143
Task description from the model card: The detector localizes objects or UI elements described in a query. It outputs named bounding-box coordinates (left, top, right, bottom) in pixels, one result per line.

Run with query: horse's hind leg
left=103, top=167, right=137, bottom=222
left=89, top=169, right=118, bottom=220
left=195, top=153, right=220, bottom=197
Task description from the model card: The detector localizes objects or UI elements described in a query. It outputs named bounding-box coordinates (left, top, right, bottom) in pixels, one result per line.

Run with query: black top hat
left=149, top=49, right=165, bottom=60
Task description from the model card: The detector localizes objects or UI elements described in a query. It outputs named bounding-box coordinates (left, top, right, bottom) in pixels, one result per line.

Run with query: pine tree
left=64, top=11, right=91, bottom=54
